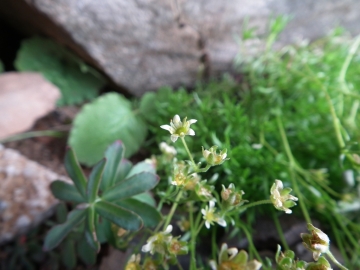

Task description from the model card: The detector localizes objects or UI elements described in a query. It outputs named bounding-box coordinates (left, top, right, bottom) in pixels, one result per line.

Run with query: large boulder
left=0, top=0, right=359, bottom=95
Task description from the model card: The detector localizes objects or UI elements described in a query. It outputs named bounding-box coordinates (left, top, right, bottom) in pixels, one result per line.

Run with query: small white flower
left=160, top=115, right=197, bottom=142
left=270, top=179, right=298, bottom=214
left=201, top=201, right=226, bottom=229
left=141, top=225, right=173, bottom=255
left=202, top=146, right=228, bottom=166
left=301, top=223, right=330, bottom=261
left=159, top=142, right=177, bottom=157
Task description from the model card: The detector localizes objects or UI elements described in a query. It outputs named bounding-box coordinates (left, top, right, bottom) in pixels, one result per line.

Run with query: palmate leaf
left=43, top=209, right=86, bottom=251
left=94, top=200, right=143, bottom=231
left=69, top=93, right=147, bottom=166
left=14, top=37, right=106, bottom=106
left=102, top=172, right=159, bottom=202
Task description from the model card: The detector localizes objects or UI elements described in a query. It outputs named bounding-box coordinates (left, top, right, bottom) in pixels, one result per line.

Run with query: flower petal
left=188, top=129, right=195, bottom=136
left=160, top=125, right=173, bottom=132
left=171, top=135, right=179, bottom=142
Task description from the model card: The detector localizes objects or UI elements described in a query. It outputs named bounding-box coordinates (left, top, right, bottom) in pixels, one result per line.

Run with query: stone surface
left=0, top=72, right=60, bottom=139
left=0, top=0, right=359, bottom=95
left=0, top=145, right=69, bottom=244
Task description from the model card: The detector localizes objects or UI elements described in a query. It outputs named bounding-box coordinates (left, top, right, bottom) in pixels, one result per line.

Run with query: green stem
left=339, top=35, right=360, bottom=96
left=180, top=137, right=196, bottom=168
left=238, top=199, right=272, bottom=212
left=272, top=210, right=289, bottom=250
left=326, top=250, right=349, bottom=270
left=276, top=115, right=311, bottom=223
left=329, top=217, right=350, bottom=266
left=189, top=203, right=197, bottom=270
left=163, top=190, right=183, bottom=229
left=238, top=223, right=264, bottom=265
left=0, top=130, right=65, bottom=143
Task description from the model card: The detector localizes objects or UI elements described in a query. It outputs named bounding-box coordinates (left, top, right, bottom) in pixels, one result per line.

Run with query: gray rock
left=0, top=0, right=359, bottom=95
left=0, top=145, right=69, bottom=244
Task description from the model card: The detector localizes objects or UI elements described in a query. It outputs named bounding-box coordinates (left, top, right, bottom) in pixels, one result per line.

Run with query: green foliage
left=0, top=59, right=4, bottom=72
left=69, top=92, right=147, bottom=166
left=139, top=30, right=360, bottom=266
left=14, top=37, right=106, bottom=106
left=44, top=141, right=161, bottom=251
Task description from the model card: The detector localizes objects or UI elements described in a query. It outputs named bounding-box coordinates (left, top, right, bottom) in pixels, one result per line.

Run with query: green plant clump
left=138, top=29, right=360, bottom=267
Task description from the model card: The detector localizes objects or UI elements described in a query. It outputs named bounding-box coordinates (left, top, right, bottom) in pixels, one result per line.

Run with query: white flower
left=301, top=223, right=330, bottom=261
left=270, top=179, right=298, bottom=214
left=159, top=142, right=177, bottom=157
left=201, top=201, right=226, bottom=229
left=141, top=225, right=173, bottom=255
left=160, top=115, right=197, bottom=142
left=202, top=146, right=228, bottom=166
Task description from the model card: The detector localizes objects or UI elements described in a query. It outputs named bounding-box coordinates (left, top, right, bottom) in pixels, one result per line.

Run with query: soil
left=3, top=106, right=79, bottom=176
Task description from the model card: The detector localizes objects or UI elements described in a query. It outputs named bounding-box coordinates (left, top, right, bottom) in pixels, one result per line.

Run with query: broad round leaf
left=69, top=93, right=147, bottom=166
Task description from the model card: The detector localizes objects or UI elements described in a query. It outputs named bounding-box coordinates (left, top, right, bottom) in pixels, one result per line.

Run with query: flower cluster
left=270, top=179, right=298, bottom=214
left=209, top=243, right=262, bottom=270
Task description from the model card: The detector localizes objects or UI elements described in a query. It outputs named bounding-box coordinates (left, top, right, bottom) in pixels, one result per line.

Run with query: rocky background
left=1, top=0, right=359, bottom=96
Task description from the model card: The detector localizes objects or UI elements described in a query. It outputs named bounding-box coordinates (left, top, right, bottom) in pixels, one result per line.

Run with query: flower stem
left=180, top=137, right=196, bottom=168
left=163, top=190, right=183, bottom=229
left=326, top=250, right=349, bottom=270
left=189, top=203, right=197, bottom=270
left=238, top=199, right=272, bottom=211
left=276, top=115, right=312, bottom=223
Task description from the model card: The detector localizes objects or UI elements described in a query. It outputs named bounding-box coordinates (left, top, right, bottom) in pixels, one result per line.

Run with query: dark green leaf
left=60, top=238, right=76, bottom=269
left=69, top=93, right=147, bottom=166
left=101, top=141, right=125, bottom=191
left=102, top=172, right=159, bottom=202
left=85, top=207, right=100, bottom=252
left=64, top=148, right=87, bottom=198
left=95, top=217, right=112, bottom=244
left=87, top=158, right=106, bottom=203
left=132, top=192, right=156, bottom=206
left=94, top=200, right=143, bottom=231
left=56, top=202, right=68, bottom=223
left=51, top=180, right=85, bottom=204
left=43, top=209, right=86, bottom=251
left=116, top=198, right=162, bottom=227
left=77, top=236, right=97, bottom=265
